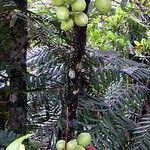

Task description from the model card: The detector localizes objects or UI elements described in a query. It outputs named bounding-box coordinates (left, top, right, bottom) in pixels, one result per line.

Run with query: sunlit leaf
left=6, top=134, right=33, bottom=150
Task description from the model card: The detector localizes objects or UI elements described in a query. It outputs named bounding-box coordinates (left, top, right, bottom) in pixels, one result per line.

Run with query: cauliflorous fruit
left=56, top=6, right=70, bottom=20
left=95, top=0, right=112, bottom=14
left=77, top=133, right=91, bottom=147
left=71, top=0, right=86, bottom=12
left=61, top=18, right=74, bottom=30
left=51, top=0, right=65, bottom=6
left=74, top=12, right=88, bottom=27
left=65, top=0, right=76, bottom=4
left=85, top=146, right=96, bottom=150
left=75, top=145, right=85, bottom=150
left=56, top=140, right=65, bottom=150
left=67, top=139, right=77, bottom=150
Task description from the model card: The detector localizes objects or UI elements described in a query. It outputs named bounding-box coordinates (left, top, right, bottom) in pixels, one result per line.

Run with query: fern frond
left=0, top=130, right=19, bottom=148
left=129, top=114, right=150, bottom=150
left=87, top=48, right=150, bottom=89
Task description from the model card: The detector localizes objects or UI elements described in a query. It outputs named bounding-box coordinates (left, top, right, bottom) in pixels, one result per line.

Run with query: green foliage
left=6, top=134, right=32, bottom=150
left=0, top=0, right=150, bottom=150
left=0, top=130, right=20, bottom=149
left=87, top=3, right=150, bottom=57
left=129, top=114, right=150, bottom=150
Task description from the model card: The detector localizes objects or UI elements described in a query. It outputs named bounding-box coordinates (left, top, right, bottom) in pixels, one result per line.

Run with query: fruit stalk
left=65, top=107, right=69, bottom=150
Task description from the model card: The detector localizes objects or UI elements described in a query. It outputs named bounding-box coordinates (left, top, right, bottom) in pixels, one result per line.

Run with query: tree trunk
left=59, top=0, right=91, bottom=141
left=6, top=0, right=28, bottom=132
left=0, top=0, right=11, bottom=130
left=0, top=91, right=9, bottom=129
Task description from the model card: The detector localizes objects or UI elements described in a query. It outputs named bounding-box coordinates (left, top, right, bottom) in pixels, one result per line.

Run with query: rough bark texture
left=0, top=0, right=11, bottom=129
left=59, top=0, right=91, bottom=141
left=6, top=0, right=28, bottom=132
left=0, top=91, right=9, bottom=129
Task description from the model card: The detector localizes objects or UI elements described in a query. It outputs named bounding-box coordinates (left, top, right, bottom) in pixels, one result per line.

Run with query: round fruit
left=56, top=140, right=65, bottom=150
left=61, top=18, right=74, bottom=31
left=65, top=0, right=76, bottom=4
left=67, top=139, right=77, bottom=150
left=77, top=133, right=91, bottom=147
left=95, top=0, right=112, bottom=14
left=71, top=0, right=86, bottom=12
left=75, top=145, right=85, bottom=150
left=85, top=146, right=96, bottom=150
left=74, top=12, right=88, bottom=27
left=51, top=0, right=65, bottom=6
left=56, top=6, right=70, bottom=20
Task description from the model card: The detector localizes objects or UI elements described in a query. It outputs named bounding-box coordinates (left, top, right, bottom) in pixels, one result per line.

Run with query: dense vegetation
left=0, top=0, right=150, bottom=150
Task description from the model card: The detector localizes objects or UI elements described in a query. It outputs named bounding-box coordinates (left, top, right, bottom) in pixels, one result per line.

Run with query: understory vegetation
left=0, top=0, right=150, bottom=150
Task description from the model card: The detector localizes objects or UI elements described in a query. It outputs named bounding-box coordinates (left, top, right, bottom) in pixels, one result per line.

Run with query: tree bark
left=59, top=0, right=91, bottom=141
left=6, top=0, right=28, bottom=132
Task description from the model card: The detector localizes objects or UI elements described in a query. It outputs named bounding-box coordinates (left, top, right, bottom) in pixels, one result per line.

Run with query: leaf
left=107, top=30, right=115, bottom=39
left=147, top=31, right=150, bottom=38
left=118, top=38, right=125, bottom=46
left=19, top=144, right=25, bottom=150
left=134, top=41, right=141, bottom=46
left=129, top=114, right=150, bottom=150
left=115, top=6, right=123, bottom=16
left=0, top=130, right=19, bottom=147
left=6, top=134, right=33, bottom=150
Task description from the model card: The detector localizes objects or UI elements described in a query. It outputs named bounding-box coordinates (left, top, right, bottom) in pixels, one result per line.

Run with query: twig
left=65, top=107, right=69, bottom=150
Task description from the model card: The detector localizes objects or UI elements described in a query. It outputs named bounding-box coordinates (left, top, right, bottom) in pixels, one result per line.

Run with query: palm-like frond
left=0, top=130, right=19, bottom=149
left=1, top=1, right=150, bottom=149
left=73, top=47, right=150, bottom=149
left=129, top=114, right=150, bottom=150
left=25, top=43, right=150, bottom=149
left=87, top=47, right=150, bottom=88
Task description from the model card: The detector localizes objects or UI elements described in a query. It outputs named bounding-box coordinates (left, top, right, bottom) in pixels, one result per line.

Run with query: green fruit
left=74, top=12, right=88, bottom=27
left=71, top=0, right=86, bottom=12
left=95, top=0, right=112, bottom=14
left=67, top=139, right=77, bottom=150
left=77, top=133, right=91, bottom=147
left=61, top=18, right=74, bottom=31
left=75, top=145, right=85, bottom=150
left=56, top=6, right=70, bottom=20
left=51, top=0, right=65, bottom=6
left=65, top=0, right=76, bottom=4
left=56, top=140, right=65, bottom=150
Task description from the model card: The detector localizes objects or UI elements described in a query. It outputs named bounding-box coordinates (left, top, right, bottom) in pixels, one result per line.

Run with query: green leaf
left=107, top=31, right=115, bottom=39
left=134, top=40, right=141, bottom=46
left=6, top=134, right=33, bottom=150
left=19, top=144, right=25, bottom=150
left=147, top=31, right=150, bottom=39
left=115, top=6, right=123, bottom=16
left=118, top=38, right=125, bottom=46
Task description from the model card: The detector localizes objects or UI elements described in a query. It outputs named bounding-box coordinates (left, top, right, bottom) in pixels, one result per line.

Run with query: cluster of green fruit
left=52, top=0, right=112, bottom=31
left=52, top=0, right=88, bottom=30
left=56, top=132, right=96, bottom=150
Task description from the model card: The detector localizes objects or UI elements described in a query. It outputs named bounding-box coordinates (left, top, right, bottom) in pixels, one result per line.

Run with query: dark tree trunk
left=0, top=0, right=11, bottom=130
left=59, top=0, right=91, bottom=141
left=6, top=0, right=28, bottom=132
left=0, top=91, right=9, bottom=129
